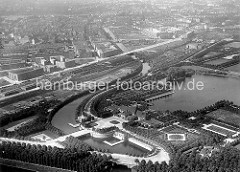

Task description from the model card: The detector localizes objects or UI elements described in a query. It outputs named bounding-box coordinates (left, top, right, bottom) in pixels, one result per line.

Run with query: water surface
left=151, top=75, right=240, bottom=112
left=78, top=135, right=149, bottom=155
left=51, top=94, right=90, bottom=134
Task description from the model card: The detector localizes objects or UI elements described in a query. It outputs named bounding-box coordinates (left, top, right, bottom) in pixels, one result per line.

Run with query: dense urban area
left=0, top=0, right=240, bottom=172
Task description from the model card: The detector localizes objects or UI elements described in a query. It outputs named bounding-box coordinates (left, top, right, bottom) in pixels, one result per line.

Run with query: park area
left=160, top=125, right=200, bottom=147
left=206, top=109, right=240, bottom=127
left=167, top=133, right=186, bottom=141
left=202, top=123, right=237, bottom=137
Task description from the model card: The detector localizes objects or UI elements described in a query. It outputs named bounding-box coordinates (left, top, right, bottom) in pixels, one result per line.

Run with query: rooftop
left=9, top=67, right=41, bottom=75
left=95, top=42, right=119, bottom=53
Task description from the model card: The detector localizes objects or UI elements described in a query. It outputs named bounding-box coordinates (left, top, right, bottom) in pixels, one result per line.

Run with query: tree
left=0, top=37, right=3, bottom=49
left=135, top=159, right=140, bottom=164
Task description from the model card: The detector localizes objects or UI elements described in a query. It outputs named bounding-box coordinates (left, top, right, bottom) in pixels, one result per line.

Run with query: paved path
left=0, top=137, right=64, bottom=148
left=50, top=129, right=92, bottom=142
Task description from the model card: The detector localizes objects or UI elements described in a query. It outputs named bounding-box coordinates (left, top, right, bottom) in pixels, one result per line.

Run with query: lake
left=151, top=75, right=240, bottom=112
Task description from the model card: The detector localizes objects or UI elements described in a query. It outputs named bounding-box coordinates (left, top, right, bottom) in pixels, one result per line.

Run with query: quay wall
left=146, top=91, right=174, bottom=102
left=128, top=137, right=153, bottom=151
left=91, top=131, right=114, bottom=139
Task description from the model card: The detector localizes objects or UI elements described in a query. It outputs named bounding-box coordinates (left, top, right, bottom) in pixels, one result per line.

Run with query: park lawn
left=161, top=125, right=200, bottom=147
left=206, top=125, right=236, bottom=136
left=206, top=109, right=240, bottom=127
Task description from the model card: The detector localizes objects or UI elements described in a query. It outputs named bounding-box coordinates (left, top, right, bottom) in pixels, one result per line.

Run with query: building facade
left=8, top=68, right=44, bottom=81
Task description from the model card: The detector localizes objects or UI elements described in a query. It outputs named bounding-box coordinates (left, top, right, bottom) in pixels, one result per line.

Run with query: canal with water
left=51, top=63, right=151, bottom=133
left=52, top=63, right=240, bottom=132
left=51, top=94, right=90, bottom=134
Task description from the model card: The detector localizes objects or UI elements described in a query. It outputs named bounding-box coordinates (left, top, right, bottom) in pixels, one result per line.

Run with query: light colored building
left=43, top=65, right=60, bottom=73
left=55, top=59, right=76, bottom=69
left=50, top=55, right=65, bottom=64
left=186, top=43, right=200, bottom=50
left=19, top=36, right=29, bottom=45
left=94, top=42, right=122, bottom=58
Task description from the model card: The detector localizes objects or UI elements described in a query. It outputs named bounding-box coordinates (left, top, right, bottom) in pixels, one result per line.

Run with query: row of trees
left=176, top=133, right=224, bottom=154
left=0, top=37, right=3, bottom=49
left=15, top=116, right=47, bottom=136
left=90, top=89, right=117, bottom=118
left=0, top=141, right=115, bottom=172
left=134, top=146, right=240, bottom=172
left=166, top=67, right=195, bottom=81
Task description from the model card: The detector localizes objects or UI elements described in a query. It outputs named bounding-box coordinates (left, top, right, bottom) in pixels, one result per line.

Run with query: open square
left=95, top=116, right=127, bottom=129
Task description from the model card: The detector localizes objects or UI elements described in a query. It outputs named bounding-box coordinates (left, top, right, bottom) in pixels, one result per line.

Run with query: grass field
left=206, top=109, right=240, bottom=127
left=161, top=125, right=200, bottom=147
left=161, top=125, right=187, bottom=134
left=202, top=123, right=237, bottom=137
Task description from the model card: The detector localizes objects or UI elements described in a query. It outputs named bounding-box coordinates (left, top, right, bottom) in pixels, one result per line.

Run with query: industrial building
left=50, top=55, right=76, bottom=69
left=8, top=68, right=44, bottom=81
left=93, top=42, right=122, bottom=58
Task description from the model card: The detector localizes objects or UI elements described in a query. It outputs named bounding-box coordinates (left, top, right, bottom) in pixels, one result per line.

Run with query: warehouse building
left=8, top=68, right=44, bottom=81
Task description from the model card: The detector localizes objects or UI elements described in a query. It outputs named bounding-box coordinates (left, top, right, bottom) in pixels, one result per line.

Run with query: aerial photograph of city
left=0, top=0, right=240, bottom=171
